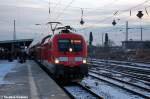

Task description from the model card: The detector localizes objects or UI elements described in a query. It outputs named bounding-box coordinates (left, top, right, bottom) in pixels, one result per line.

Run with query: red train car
left=29, top=26, right=88, bottom=82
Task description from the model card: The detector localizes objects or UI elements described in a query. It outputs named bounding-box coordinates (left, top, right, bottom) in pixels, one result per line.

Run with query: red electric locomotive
left=29, top=26, right=88, bottom=82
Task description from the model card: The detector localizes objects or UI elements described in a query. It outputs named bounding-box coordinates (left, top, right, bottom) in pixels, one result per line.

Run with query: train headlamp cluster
left=69, top=48, right=73, bottom=52
left=82, top=58, right=87, bottom=64
left=55, top=57, right=87, bottom=64
left=54, top=58, right=59, bottom=64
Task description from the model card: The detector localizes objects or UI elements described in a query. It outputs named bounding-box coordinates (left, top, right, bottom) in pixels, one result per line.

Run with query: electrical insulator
left=137, top=11, right=144, bottom=19
left=112, top=20, right=117, bottom=26
left=80, top=18, right=85, bottom=25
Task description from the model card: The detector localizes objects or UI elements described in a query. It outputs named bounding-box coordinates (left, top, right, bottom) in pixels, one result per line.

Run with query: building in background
left=122, top=40, right=150, bottom=51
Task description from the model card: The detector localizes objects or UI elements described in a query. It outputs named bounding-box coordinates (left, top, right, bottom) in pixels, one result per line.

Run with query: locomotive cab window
left=58, top=39, right=83, bottom=52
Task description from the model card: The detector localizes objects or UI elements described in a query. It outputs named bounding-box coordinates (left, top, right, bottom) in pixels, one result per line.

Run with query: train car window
left=58, top=40, right=69, bottom=51
left=58, top=39, right=82, bottom=52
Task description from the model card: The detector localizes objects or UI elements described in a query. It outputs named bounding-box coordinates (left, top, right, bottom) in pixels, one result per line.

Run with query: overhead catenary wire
left=43, top=0, right=113, bottom=11
left=48, top=0, right=51, bottom=15
left=52, top=0, right=62, bottom=14
left=116, top=0, right=150, bottom=15
left=83, top=0, right=119, bottom=14
left=3, top=0, right=150, bottom=37
left=40, top=0, right=149, bottom=27
left=51, top=0, right=120, bottom=22
left=16, top=0, right=150, bottom=34
left=45, top=0, right=120, bottom=13
left=77, top=0, right=150, bottom=31
left=54, top=0, right=76, bottom=21
left=126, top=0, right=150, bottom=11
left=50, top=0, right=150, bottom=21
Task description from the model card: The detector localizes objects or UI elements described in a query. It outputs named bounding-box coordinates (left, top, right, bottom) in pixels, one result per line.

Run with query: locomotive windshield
left=58, top=39, right=82, bottom=52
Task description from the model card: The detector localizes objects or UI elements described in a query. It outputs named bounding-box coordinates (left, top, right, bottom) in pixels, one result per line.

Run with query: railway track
left=37, top=59, right=150, bottom=99
left=92, top=60, right=150, bottom=75
left=88, top=72, right=150, bottom=99
left=92, top=65, right=150, bottom=86
left=63, top=83, right=103, bottom=99
left=36, top=61, right=103, bottom=99
left=91, top=58, right=150, bottom=70
left=90, top=69, right=150, bottom=92
left=87, top=59, right=150, bottom=98
left=91, top=58, right=150, bottom=69
left=90, top=63, right=150, bottom=85
left=89, top=61, right=150, bottom=82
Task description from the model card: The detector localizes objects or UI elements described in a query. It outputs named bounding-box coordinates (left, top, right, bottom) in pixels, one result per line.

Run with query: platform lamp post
left=10, top=20, right=16, bottom=61
left=35, top=24, right=43, bottom=60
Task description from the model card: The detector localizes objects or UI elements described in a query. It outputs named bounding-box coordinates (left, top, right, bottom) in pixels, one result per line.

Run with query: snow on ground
left=65, top=86, right=97, bottom=99
left=91, top=58, right=150, bottom=69
left=133, top=63, right=150, bottom=68
left=93, top=68, right=150, bottom=90
left=0, top=60, right=17, bottom=84
left=92, top=60, right=150, bottom=71
left=81, top=77, right=144, bottom=99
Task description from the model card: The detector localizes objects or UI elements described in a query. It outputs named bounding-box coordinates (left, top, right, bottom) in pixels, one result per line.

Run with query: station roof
left=0, top=39, right=33, bottom=50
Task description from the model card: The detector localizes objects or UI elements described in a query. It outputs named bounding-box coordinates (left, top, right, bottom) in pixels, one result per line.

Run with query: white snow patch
left=0, top=60, right=17, bottom=84
left=82, top=77, right=145, bottom=99
left=65, top=85, right=97, bottom=99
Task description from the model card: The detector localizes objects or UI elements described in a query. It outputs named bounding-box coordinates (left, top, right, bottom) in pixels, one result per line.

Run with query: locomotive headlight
left=69, top=48, right=73, bottom=52
left=83, top=59, right=87, bottom=64
left=55, top=58, right=59, bottom=64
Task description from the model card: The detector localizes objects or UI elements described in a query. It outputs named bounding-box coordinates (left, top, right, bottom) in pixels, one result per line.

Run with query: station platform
left=0, top=60, right=70, bottom=99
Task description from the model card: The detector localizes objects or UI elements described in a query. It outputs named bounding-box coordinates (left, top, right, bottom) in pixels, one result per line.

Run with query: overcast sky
left=0, top=0, right=150, bottom=45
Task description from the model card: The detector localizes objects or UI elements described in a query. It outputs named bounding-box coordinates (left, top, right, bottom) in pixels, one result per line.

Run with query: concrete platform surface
left=0, top=60, right=70, bottom=99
